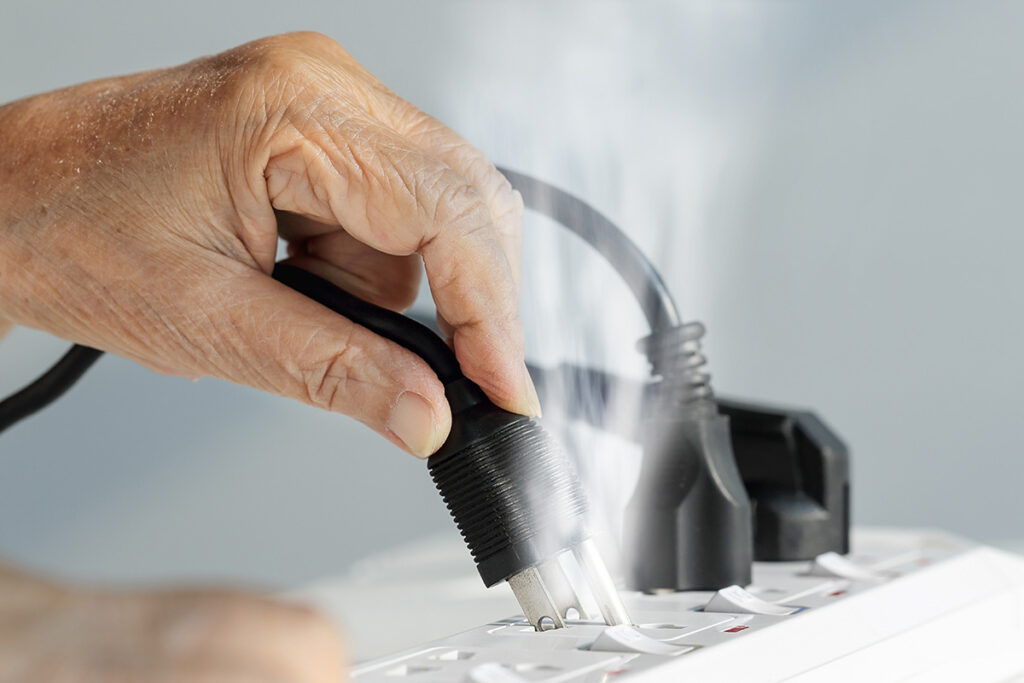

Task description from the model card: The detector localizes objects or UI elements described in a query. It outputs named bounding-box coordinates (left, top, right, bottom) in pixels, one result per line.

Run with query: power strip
left=327, top=530, right=1024, bottom=682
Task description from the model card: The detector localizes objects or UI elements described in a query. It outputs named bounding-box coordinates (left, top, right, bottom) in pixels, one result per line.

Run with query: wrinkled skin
left=0, top=31, right=538, bottom=457
left=0, top=32, right=538, bottom=680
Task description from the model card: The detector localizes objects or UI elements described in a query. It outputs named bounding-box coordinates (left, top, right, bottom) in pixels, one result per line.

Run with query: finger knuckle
left=424, top=171, right=491, bottom=234
left=397, top=105, right=440, bottom=137
left=300, top=345, right=358, bottom=413
left=251, top=44, right=315, bottom=86
left=492, top=182, right=524, bottom=236
left=252, top=33, right=359, bottom=90
left=279, top=30, right=346, bottom=54
left=194, top=39, right=316, bottom=114
left=248, top=31, right=344, bottom=62
left=220, top=34, right=335, bottom=91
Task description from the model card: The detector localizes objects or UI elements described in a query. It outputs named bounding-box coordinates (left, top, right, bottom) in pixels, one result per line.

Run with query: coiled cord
left=637, top=321, right=714, bottom=406
left=497, top=167, right=708, bottom=398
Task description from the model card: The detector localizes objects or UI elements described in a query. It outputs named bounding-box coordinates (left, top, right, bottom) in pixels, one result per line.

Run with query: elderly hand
left=0, top=31, right=538, bottom=458
left=0, top=561, right=345, bottom=682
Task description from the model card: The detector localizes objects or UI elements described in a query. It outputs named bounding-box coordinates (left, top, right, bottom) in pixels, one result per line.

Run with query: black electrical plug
left=622, top=323, right=753, bottom=591
left=0, top=167, right=825, bottom=609
left=271, top=264, right=630, bottom=630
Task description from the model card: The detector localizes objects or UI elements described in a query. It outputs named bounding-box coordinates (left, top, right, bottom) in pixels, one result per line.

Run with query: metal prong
left=572, top=539, right=632, bottom=626
left=508, top=560, right=579, bottom=631
left=536, top=556, right=589, bottom=621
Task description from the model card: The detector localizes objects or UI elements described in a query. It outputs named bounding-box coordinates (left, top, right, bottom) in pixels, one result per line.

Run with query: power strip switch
left=343, top=530, right=1024, bottom=682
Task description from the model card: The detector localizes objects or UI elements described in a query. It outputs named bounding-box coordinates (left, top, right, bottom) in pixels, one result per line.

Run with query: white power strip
left=324, top=530, right=1024, bottom=682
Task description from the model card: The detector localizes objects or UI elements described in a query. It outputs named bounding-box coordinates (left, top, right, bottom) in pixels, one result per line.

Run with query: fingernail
left=388, top=392, right=440, bottom=458
left=522, top=364, right=543, bottom=418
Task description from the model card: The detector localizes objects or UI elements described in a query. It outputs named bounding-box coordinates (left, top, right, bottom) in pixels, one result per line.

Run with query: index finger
left=389, top=105, right=524, bottom=286
left=266, top=112, right=540, bottom=417
left=418, top=176, right=536, bottom=416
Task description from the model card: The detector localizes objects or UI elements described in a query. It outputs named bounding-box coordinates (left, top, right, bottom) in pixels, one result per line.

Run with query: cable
left=497, top=166, right=681, bottom=333
left=0, top=344, right=103, bottom=435
left=0, top=169, right=680, bottom=434
left=269, top=265, right=462, bottom=384
left=0, top=266, right=460, bottom=437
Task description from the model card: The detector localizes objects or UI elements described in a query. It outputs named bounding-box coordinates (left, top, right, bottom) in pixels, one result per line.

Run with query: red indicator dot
left=828, top=590, right=847, bottom=597
left=724, top=625, right=749, bottom=633
left=605, top=670, right=628, bottom=677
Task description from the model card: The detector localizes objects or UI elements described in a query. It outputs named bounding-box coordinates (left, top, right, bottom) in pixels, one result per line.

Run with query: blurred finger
left=143, top=590, right=347, bottom=683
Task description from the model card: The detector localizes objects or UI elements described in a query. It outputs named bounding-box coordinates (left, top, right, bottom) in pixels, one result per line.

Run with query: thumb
left=203, top=267, right=451, bottom=458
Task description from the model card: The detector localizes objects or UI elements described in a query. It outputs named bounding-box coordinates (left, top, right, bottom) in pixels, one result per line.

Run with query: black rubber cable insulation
left=0, top=345, right=103, bottom=435
left=496, top=166, right=680, bottom=333
left=0, top=169, right=680, bottom=436
left=269, top=264, right=461, bottom=383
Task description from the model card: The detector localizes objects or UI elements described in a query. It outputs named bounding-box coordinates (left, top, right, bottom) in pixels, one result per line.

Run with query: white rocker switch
left=464, top=663, right=530, bottom=683
left=703, top=584, right=799, bottom=616
left=808, top=551, right=886, bottom=582
left=589, top=625, right=695, bottom=656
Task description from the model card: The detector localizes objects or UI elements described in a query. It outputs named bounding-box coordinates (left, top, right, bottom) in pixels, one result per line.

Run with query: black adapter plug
left=622, top=323, right=753, bottom=591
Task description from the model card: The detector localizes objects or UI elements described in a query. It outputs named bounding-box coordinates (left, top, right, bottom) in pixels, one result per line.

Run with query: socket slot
left=348, top=533, right=991, bottom=682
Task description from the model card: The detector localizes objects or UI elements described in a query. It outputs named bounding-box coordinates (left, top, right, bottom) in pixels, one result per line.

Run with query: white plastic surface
left=807, top=550, right=886, bottom=582
left=295, top=529, right=1024, bottom=682
left=703, top=584, right=800, bottom=616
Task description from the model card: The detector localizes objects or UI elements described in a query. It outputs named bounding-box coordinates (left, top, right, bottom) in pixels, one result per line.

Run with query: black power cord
left=0, top=168, right=754, bottom=600
left=0, top=345, right=103, bottom=435
left=270, top=263, right=627, bottom=630
left=269, top=265, right=462, bottom=384
left=496, top=167, right=680, bottom=333
left=0, top=169, right=682, bottom=435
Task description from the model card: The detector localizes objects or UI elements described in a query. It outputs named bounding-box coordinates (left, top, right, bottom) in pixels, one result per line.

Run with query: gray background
left=1, top=0, right=1021, bottom=590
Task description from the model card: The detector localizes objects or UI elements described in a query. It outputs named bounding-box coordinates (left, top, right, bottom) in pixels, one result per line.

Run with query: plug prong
left=573, top=539, right=632, bottom=626
left=536, top=556, right=588, bottom=621
left=508, top=562, right=572, bottom=631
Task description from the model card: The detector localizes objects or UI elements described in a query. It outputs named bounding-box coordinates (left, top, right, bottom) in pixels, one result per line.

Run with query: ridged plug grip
left=428, top=382, right=588, bottom=587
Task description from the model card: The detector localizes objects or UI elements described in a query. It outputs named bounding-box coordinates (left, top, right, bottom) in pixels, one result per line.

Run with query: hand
left=0, top=561, right=345, bottom=682
left=0, top=32, right=539, bottom=457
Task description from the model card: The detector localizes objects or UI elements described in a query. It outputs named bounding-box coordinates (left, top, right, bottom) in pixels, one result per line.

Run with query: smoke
left=403, top=0, right=845, bottom=582
left=421, top=2, right=732, bottom=579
